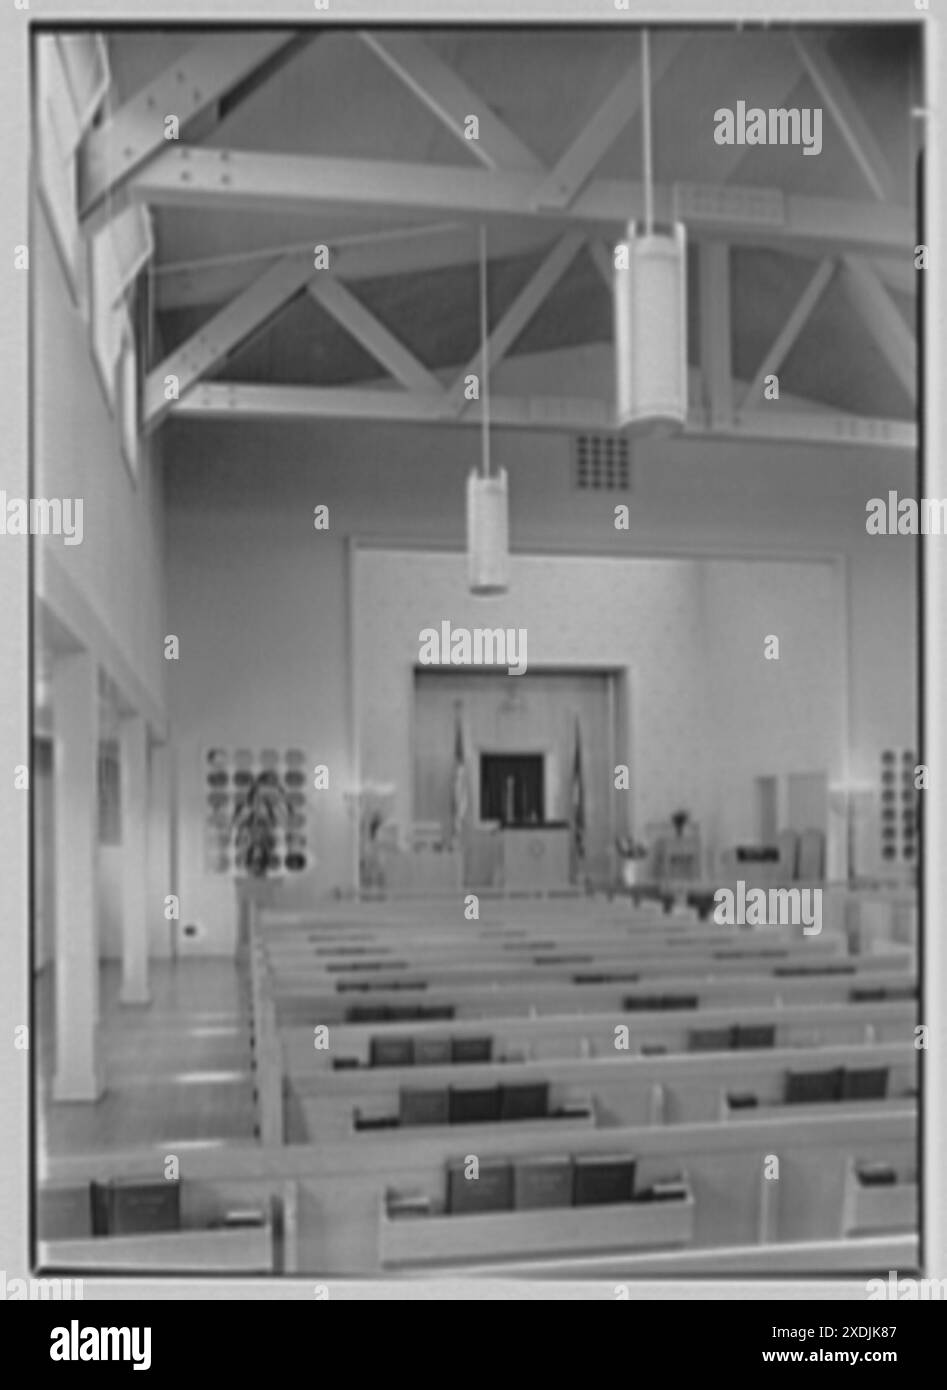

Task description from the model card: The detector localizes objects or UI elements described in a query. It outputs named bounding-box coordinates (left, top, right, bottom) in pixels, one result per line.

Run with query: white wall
left=33, top=209, right=167, bottom=721
left=165, top=507, right=354, bottom=954
left=697, top=558, right=847, bottom=853
left=32, top=203, right=170, bottom=966
left=355, top=550, right=704, bottom=842
left=355, top=549, right=843, bottom=877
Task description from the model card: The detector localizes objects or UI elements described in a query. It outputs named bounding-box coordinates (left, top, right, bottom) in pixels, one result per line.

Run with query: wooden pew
left=263, top=964, right=917, bottom=1027
left=263, top=938, right=846, bottom=978
left=260, top=934, right=909, bottom=976
left=258, top=895, right=833, bottom=934
left=379, top=1183, right=699, bottom=1267
left=285, top=1040, right=915, bottom=1141
left=262, top=920, right=845, bottom=947
left=249, top=910, right=919, bottom=1274
left=840, top=1155, right=917, bottom=1238
left=249, top=942, right=284, bottom=1146
left=263, top=957, right=869, bottom=1001
left=282, top=999, right=917, bottom=1072
left=263, top=923, right=844, bottom=956
left=37, top=1178, right=299, bottom=1273
left=257, top=889, right=866, bottom=940
left=251, top=922, right=915, bottom=1148
left=41, top=1106, right=916, bottom=1277
left=433, top=1233, right=918, bottom=1278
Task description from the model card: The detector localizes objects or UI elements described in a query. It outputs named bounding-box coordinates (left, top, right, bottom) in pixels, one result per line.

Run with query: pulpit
left=654, top=827, right=702, bottom=890
left=501, top=824, right=572, bottom=892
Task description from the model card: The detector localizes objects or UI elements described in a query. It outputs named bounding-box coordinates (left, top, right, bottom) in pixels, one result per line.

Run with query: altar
left=499, top=824, right=572, bottom=893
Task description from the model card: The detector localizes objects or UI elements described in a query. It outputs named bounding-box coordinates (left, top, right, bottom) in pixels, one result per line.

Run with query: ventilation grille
left=574, top=434, right=631, bottom=491
left=879, top=747, right=917, bottom=865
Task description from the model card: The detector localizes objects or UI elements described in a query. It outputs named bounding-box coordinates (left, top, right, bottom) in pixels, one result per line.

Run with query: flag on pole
left=450, top=702, right=469, bottom=847
left=571, top=716, right=586, bottom=862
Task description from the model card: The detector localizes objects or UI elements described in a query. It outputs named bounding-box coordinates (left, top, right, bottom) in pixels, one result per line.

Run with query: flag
left=450, top=702, right=469, bottom=847
left=571, top=716, right=586, bottom=862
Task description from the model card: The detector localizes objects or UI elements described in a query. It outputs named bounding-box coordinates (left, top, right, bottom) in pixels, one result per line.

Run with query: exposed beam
left=588, top=239, right=615, bottom=292
left=699, top=242, right=733, bottom=426
left=172, top=380, right=916, bottom=452
left=359, top=31, right=543, bottom=172
left=79, top=33, right=298, bottom=218
left=155, top=221, right=565, bottom=311
left=216, top=35, right=312, bottom=123
left=445, top=232, right=585, bottom=413
left=841, top=255, right=917, bottom=399
left=740, top=257, right=835, bottom=409
left=791, top=32, right=898, bottom=203
left=719, top=409, right=915, bottom=452
left=531, top=35, right=688, bottom=209
left=144, top=253, right=314, bottom=424
left=307, top=275, right=445, bottom=397
left=179, top=383, right=453, bottom=425
left=130, top=148, right=913, bottom=255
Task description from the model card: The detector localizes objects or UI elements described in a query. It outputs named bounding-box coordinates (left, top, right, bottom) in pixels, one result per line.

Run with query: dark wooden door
left=480, top=753, right=544, bottom=825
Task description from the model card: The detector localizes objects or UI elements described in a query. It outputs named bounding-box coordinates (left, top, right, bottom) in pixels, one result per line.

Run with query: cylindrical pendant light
left=467, top=468, right=509, bottom=595
left=614, top=30, right=687, bottom=433
left=467, top=225, right=510, bottom=595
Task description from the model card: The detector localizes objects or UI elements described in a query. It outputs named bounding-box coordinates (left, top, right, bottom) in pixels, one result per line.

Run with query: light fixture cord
left=479, top=223, right=491, bottom=480
left=642, top=28, right=653, bottom=236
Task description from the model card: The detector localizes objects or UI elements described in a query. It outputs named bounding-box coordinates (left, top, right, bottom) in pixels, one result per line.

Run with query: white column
left=52, top=649, right=102, bottom=1101
left=119, top=711, right=151, bottom=1004
left=147, top=739, right=173, bottom=959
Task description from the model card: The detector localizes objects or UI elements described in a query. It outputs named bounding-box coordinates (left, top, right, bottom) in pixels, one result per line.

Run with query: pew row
left=42, top=1106, right=914, bottom=1275
left=284, top=1040, right=916, bottom=1142
left=283, top=999, right=917, bottom=1073
left=263, top=927, right=845, bottom=967
left=432, top=1233, right=918, bottom=1279
left=38, top=1180, right=298, bottom=1274
left=261, top=945, right=895, bottom=994
left=257, top=894, right=837, bottom=936
left=262, top=964, right=917, bottom=1028
left=379, top=1183, right=699, bottom=1268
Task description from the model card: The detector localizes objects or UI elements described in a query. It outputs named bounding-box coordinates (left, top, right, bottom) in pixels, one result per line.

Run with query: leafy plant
left=231, top=770, right=290, bottom=879
left=616, top=836, right=649, bottom=860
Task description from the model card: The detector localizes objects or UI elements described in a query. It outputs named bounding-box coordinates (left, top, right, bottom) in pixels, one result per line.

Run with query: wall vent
left=879, top=747, right=917, bottom=865
left=574, top=434, right=631, bottom=491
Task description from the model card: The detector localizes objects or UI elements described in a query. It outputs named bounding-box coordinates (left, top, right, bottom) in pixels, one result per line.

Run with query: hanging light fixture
left=614, top=29, right=687, bottom=432
left=467, top=225, right=510, bottom=595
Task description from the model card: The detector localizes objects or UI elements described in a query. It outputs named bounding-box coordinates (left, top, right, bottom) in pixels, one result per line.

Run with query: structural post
left=119, top=711, right=151, bottom=1004
left=52, top=649, right=103, bottom=1101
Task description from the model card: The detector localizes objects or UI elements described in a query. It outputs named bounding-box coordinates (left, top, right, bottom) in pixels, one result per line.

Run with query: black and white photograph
left=1, top=0, right=945, bottom=1327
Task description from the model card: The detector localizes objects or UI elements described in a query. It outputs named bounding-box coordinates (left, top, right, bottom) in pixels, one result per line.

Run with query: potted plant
left=343, top=782, right=396, bottom=895
left=616, top=836, right=649, bottom=888
left=231, top=770, right=290, bottom=948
